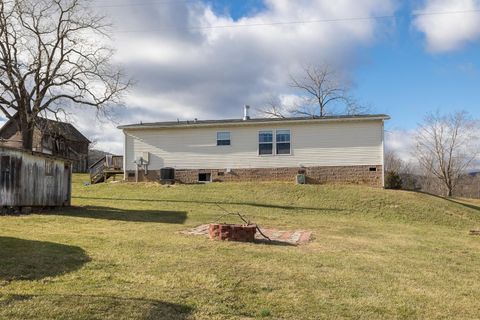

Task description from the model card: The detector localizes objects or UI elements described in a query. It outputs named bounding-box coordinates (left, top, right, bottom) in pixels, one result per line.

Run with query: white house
left=118, top=107, right=389, bottom=187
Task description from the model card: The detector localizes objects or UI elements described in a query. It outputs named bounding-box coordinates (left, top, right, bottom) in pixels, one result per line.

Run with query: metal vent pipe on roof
left=243, top=105, right=250, bottom=121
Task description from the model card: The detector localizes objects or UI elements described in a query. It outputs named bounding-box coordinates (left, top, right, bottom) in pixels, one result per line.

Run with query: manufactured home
left=0, top=146, right=71, bottom=210
left=118, top=108, right=389, bottom=187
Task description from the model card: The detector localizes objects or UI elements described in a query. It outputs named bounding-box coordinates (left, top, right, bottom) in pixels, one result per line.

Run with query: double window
left=259, top=130, right=291, bottom=155
left=217, top=132, right=231, bottom=146
left=259, top=131, right=273, bottom=155
left=276, top=130, right=291, bottom=155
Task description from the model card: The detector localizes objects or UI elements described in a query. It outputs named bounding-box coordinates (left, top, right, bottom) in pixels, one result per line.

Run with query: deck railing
left=89, top=155, right=123, bottom=183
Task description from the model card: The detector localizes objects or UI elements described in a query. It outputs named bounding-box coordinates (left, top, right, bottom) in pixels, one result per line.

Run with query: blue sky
left=207, top=0, right=267, bottom=19
left=354, top=7, right=480, bottom=130
left=207, top=0, right=480, bottom=130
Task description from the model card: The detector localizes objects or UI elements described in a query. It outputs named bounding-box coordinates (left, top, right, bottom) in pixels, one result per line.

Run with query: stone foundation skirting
left=125, top=165, right=383, bottom=187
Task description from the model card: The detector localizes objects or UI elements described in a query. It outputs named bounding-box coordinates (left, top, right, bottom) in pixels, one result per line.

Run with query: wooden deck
left=89, top=155, right=123, bottom=184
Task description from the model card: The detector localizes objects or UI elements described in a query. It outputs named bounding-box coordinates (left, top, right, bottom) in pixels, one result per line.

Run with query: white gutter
left=382, top=121, right=385, bottom=188
left=123, top=130, right=127, bottom=180
left=118, top=116, right=391, bottom=130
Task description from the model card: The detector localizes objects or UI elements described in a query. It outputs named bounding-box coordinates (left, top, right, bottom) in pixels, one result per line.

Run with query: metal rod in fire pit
left=214, top=203, right=272, bottom=241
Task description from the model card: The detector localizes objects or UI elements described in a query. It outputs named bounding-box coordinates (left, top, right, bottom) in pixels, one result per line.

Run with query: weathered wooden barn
left=0, top=146, right=71, bottom=211
left=0, top=116, right=90, bottom=173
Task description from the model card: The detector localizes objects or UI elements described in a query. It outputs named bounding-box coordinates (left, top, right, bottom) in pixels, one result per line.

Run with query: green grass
left=1, top=174, right=480, bottom=319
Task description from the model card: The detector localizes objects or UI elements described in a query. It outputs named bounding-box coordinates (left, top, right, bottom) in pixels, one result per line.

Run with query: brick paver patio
left=181, top=224, right=312, bottom=245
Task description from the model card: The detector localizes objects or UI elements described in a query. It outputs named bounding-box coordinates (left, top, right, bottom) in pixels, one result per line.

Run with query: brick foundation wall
left=125, top=165, right=383, bottom=187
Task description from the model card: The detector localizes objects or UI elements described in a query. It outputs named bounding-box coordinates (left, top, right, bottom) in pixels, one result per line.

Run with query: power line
left=93, top=0, right=249, bottom=9
left=112, top=9, right=480, bottom=33
left=94, top=0, right=198, bottom=8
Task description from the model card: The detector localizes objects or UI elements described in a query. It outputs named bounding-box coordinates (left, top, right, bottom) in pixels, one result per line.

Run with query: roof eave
left=118, top=115, right=390, bottom=130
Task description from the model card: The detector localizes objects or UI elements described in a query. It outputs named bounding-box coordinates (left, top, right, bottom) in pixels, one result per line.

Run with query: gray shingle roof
left=118, top=114, right=390, bottom=130
left=34, top=117, right=90, bottom=143
left=0, top=114, right=90, bottom=143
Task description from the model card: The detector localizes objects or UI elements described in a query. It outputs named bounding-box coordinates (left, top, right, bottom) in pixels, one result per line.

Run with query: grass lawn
left=1, top=174, right=480, bottom=319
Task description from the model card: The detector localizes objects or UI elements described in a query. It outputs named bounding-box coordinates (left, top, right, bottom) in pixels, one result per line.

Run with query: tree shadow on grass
left=0, top=237, right=90, bottom=282
left=0, top=294, right=193, bottom=320
left=446, top=199, right=480, bottom=212
left=254, top=239, right=297, bottom=246
left=416, top=191, right=480, bottom=213
left=73, top=196, right=341, bottom=212
left=46, top=206, right=188, bottom=224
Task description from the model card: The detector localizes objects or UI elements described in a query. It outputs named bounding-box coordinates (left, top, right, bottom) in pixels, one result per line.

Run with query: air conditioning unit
left=296, top=173, right=306, bottom=185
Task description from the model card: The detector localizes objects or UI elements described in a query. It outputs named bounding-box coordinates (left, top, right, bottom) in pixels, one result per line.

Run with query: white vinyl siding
left=124, top=120, right=384, bottom=170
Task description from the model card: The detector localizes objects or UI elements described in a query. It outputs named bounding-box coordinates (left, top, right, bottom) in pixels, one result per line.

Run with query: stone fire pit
left=209, top=223, right=257, bottom=242
left=182, top=224, right=312, bottom=245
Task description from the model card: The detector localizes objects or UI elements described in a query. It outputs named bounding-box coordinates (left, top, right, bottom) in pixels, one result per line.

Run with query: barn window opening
left=45, top=159, right=54, bottom=176
left=1, top=155, right=11, bottom=180
left=276, top=130, right=291, bottom=155
left=198, top=173, right=211, bottom=182
left=259, top=131, right=273, bottom=155
left=217, top=132, right=231, bottom=146
left=369, top=167, right=377, bottom=172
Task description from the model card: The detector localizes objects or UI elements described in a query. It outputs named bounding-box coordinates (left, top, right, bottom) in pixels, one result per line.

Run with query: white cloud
left=54, top=0, right=397, bottom=154
left=413, top=0, right=480, bottom=52
left=385, top=129, right=416, bottom=163
left=386, top=126, right=480, bottom=170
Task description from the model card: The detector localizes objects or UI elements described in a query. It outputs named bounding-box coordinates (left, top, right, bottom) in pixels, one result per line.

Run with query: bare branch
left=415, top=111, right=479, bottom=197
left=0, top=0, right=131, bottom=149
left=257, top=64, right=364, bottom=118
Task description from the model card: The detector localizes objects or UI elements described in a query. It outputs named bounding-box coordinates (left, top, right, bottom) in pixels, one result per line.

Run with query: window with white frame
left=259, top=131, right=273, bottom=155
left=217, top=132, right=231, bottom=146
left=276, top=130, right=291, bottom=155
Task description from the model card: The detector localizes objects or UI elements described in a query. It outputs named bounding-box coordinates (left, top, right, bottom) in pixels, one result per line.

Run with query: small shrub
left=260, top=309, right=271, bottom=317
left=385, top=171, right=403, bottom=189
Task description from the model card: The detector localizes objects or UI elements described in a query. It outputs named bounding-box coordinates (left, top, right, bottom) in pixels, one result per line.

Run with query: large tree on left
left=0, top=0, right=131, bottom=149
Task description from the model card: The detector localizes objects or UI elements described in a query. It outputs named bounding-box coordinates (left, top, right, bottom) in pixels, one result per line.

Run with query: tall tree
left=415, top=111, right=478, bottom=197
left=0, top=0, right=131, bottom=149
left=259, top=65, right=365, bottom=118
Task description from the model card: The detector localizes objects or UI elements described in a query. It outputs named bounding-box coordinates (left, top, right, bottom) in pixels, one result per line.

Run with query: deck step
left=89, top=155, right=123, bottom=184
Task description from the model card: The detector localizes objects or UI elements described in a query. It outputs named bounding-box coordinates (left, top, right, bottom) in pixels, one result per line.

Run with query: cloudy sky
left=2, top=0, right=479, bottom=157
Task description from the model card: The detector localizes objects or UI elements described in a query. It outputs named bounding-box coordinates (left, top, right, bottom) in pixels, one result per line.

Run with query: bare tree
left=385, top=150, right=404, bottom=174
left=259, top=65, right=365, bottom=118
left=0, top=0, right=131, bottom=150
left=415, top=111, right=479, bottom=197
left=257, top=95, right=288, bottom=118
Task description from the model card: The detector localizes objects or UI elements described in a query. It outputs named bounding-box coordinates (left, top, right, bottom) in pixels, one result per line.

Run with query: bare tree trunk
left=447, top=187, right=453, bottom=198
left=18, top=112, right=34, bottom=150
left=20, top=123, right=33, bottom=150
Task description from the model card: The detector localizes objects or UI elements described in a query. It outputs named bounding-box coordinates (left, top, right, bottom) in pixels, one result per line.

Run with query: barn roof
left=34, top=117, right=90, bottom=143
left=118, top=114, right=390, bottom=130
left=0, top=115, right=90, bottom=143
